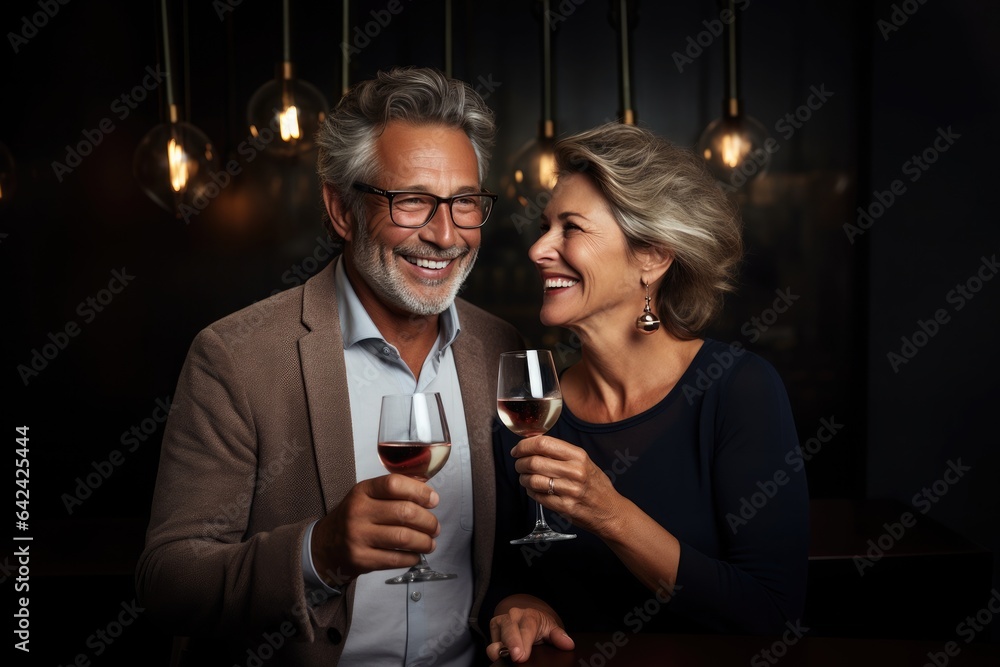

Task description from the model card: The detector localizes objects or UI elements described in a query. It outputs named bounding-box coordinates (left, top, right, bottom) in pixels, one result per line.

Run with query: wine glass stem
left=534, top=502, right=552, bottom=530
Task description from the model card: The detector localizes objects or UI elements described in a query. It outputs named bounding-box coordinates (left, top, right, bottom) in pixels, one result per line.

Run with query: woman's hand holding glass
left=497, top=350, right=576, bottom=543
left=510, top=433, right=625, bottom=538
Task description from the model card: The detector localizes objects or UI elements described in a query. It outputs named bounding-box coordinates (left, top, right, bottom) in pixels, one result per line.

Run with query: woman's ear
left=323, top=183, right=355, bottom=242
left=639, top=246, right=674, bottom=284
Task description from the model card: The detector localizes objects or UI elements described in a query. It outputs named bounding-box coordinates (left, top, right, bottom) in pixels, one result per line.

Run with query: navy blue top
left=484, top=340, right=809, bottom=635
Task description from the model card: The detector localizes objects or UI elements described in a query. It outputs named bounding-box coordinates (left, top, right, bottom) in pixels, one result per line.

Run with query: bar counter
left=491, top=631, right=1000, bottom=666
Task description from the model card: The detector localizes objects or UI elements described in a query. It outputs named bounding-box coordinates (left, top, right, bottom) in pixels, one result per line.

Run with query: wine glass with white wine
left=377, top=392, right=457, bottom=583
left=497, top=350, right=576, bottom=543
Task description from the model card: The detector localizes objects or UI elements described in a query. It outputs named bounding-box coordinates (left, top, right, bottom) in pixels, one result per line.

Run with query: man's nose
left=421, top=202, right=457, bottom=246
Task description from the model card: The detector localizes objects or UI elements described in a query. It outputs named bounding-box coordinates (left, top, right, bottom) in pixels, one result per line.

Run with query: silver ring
left=547, top=477, right=556, bottom=495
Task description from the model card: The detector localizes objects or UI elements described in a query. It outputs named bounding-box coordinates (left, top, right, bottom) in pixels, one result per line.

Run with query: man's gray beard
left=351, top=222, right=478, bottom=316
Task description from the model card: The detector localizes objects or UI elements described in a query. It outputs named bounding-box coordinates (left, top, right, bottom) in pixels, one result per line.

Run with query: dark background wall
left=866, top=0, right=998, bottom=582
left=2, top=0, right=997, bottom=662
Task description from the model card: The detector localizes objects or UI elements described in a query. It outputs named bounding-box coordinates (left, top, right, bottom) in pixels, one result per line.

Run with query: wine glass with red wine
left=377, top=392, right=457, bottom=583
left=497, top=350, right=576, bottom=543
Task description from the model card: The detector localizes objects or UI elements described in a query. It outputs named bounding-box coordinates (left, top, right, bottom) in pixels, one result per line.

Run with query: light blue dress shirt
left=301, top=257, right=475, bottom=666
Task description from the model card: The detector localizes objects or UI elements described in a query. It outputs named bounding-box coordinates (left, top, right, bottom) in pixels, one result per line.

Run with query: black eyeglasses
left=353, top=182, right=497, bottom=229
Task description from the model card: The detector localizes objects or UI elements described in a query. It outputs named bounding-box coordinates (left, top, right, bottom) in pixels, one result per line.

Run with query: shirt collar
left=333, top=256, right=462, bottom=352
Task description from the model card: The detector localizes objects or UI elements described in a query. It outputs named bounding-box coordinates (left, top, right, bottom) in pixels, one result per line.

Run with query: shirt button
left=410, top=591, right=422, bottom=602
left=382, top=346, right=391, bottom=355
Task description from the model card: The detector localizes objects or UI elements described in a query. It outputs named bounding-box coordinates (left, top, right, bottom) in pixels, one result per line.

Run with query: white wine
left=497, top=397, right=563, bottom=437
left=377, top=442, right=451, bottom=481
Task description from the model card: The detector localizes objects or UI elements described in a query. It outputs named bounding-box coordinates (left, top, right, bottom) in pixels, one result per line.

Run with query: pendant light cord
left=445, top=0, right=453, bottom=78
left=542, top=0, right=553, bottom=137
left=160, top=0, right=176, bottom=116
left=183, top=0, right=191, bottom=122
left=283, top=0, right=291, bottom=63
left=341, top=0, right=349, bottom=97
left=618, top=0, right=633, bottom=124
left=724, top=0, right=740, bottom=116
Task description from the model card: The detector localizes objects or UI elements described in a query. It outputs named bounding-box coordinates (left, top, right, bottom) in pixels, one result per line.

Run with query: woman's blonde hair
left=555, top=123, right=743, bottom=338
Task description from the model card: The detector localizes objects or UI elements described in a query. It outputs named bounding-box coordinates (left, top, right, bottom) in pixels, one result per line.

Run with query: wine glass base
left=510, top=529, right=577, bottom=544
left=385, top=568, right=458, bottom=584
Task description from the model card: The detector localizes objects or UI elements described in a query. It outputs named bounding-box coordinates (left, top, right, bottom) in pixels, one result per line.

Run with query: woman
left=484, top=123, right=808, bottom=663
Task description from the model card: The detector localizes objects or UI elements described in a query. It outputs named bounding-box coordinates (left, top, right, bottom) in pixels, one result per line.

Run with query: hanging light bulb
left=508, top=0, right=560, bottom=209
left=696, top=0, right=770, bottom=188
left=134, top=1, right=218, bottom=218
left=697, top=102, right=771, bottom=188
left=510, top=125, right=559, bottom=209
left=0, top=141, right=15, bottom=203
left=247, top=0, right=328, bottom=157
left=134, top=105, right=217, bottom=216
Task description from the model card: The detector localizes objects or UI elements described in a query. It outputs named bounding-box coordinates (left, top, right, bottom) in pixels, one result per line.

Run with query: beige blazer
left=136, top=262, right=523, bottom=664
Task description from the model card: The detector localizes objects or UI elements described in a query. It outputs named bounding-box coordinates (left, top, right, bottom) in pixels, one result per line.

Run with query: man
left=136, top=67, right=522, bottom=665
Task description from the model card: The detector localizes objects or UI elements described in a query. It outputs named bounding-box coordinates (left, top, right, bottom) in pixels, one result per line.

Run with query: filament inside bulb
left=720, top=133, right=748, bottom=169
left=167, top=137, right=190, bottom=192
left=538, top=150, right=558, bottom=190
left=279, top=105, right=301, bottom=142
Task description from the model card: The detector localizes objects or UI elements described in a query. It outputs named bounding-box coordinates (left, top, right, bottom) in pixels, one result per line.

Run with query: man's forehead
left=374, top=121, right=474, bottom=152
left=373, top=121, right=479, bottom=187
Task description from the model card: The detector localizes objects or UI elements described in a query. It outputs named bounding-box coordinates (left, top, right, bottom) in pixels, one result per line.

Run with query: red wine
left=378, top=442, right=451, bottom=481
left=497, top=397, right=563, bottom=436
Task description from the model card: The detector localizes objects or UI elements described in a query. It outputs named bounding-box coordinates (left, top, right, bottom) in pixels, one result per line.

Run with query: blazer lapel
left=300, top=262, right=357, bottom=512
left=452, top=304, right=498, bottom=615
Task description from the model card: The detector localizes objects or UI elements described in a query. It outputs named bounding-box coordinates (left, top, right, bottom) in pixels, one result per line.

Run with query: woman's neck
left=563, top=325, right=703, bottom=423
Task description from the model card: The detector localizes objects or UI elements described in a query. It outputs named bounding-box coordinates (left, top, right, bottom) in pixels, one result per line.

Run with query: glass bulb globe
left=0, top=141, right=15, bottom=203
left=247, top=69, right=328, bottom=157
left=507, top=135, right=559, bottom=210
left=696, top=113, right=771, bottom=189
left=133, top=121, right=219, bottom=217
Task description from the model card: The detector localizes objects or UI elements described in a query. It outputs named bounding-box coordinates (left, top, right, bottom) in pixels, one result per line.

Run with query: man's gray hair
left=316, top=67, right=496, bottom=239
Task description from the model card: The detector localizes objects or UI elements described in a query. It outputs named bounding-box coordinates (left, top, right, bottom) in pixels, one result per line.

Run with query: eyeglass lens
left=391, top=194, right=492, bottom=228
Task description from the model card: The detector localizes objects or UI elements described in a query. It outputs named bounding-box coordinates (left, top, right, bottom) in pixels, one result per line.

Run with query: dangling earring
left=635, top=279, right=660, bottom=334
